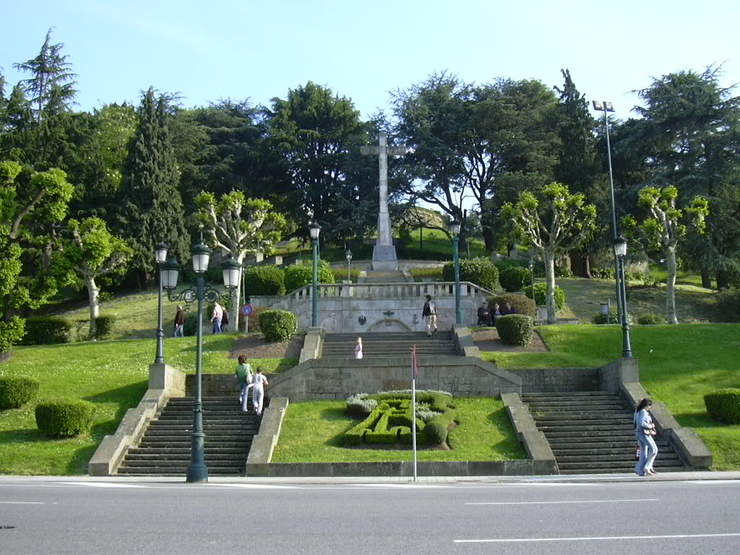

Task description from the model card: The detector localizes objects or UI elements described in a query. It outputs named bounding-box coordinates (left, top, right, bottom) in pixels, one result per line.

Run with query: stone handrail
left=283, top=281, right=494, bottom=300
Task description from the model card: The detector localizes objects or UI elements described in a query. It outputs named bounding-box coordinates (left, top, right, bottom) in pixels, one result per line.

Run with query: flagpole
left=411, top=344, right=418, bottom=482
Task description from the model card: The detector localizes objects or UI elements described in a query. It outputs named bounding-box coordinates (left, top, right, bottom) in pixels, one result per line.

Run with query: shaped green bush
left=0, top=376, right=40, bottom=410
left=499, top=266, right=532, bottom=292
left=35, top=399, right=96, bottom=438
left=715, top=289, right=740, bottom=323
left=94, top=315, right=116, bottom=339
left=592, top=310, right=618, bottom=324
left=19, top=316, right=73, bottom=345
left=496, top=314, right=534, bottom=346
left=488, top=294, right=536, bottom=319
left=245, top=265, right=286, bottom=296
left=637, top=313, right=664, bottom=325
left=284, top=261, right=335, bottom=292
left=259, top=309, right=297, bottom=342
left=443, top=257, right=498, bottom=291
left=523, top=282, right=566, bottom=310
left=704, top=389, right=740, bottom=424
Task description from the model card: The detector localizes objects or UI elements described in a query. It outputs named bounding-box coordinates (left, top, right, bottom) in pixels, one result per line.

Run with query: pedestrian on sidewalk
left=634, top=397, right=659, bottom=476
left=422, top=294, right=438, bottom=336
left=235, top=355, right=253, bottom=412
left=252, top=367, right=269, bottom=416
left=173, top=305, right=186, bottom=337
left=211, top=302, right=224, bottom=334
left=354, top=337, right=363, bottom=359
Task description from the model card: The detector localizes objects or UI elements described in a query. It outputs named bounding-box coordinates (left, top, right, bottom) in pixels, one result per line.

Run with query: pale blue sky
left=1, top=0, right=738, bottom=121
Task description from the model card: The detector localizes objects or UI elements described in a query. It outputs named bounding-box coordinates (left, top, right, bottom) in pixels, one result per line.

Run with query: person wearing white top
left=252, top=368, right=269, bottom=415
left=634, top=397, right=659, bottom=476
left=354, top=337, right=363, bottom=360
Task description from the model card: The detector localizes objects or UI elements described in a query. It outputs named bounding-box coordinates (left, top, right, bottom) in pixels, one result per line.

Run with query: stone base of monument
left=371, top=244, right=398, bottom=271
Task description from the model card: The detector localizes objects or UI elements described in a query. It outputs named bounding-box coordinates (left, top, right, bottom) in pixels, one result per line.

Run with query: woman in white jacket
left=252, top=368, right=269, bottom=416
left=634, top=398, right=659, bottom=476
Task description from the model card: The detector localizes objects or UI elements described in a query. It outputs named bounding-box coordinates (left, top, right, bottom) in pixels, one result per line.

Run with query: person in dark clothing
left=477, top=302, right=491, bottom=326
left=173, top=306, right=186, bottom=337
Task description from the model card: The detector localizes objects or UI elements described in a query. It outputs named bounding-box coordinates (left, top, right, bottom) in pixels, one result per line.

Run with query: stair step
left=556, top=453, right=683, bottom=463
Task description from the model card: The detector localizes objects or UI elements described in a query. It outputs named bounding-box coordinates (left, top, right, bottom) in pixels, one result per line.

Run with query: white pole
left=411, top=345, right=418, bottom=482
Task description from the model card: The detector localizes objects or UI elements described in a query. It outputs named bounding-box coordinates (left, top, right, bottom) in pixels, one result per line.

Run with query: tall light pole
left=154, top=242, right=168, bottom=364
left=592, top=100, right=623, bottom=322
left=345, top=248, right=352, bottom=282
left=614, top=235, right=633, bottom=358
left=161, top=241, right=239, bottom=483
left=450, top=220, right=462, bottom=325
left=309, top=222, right=321, bottom=327
left=529, top=253, right=536, bottom=300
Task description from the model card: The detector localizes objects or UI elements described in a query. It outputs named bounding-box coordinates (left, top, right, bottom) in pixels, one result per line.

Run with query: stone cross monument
left=361, top=132, right=406, bottom=271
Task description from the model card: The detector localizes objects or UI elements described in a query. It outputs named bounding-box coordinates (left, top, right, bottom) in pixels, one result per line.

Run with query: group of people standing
left=477, top=301, right=516, bottom=327
left=171, top=302, right=230, bottom=337
left=235, top=354, right=268, bottom=415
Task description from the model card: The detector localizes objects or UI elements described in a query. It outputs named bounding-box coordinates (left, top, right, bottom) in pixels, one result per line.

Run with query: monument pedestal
left=372, top=244, right=398, bottom=271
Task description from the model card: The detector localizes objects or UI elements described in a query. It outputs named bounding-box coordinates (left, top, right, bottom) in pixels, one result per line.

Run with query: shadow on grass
left=84, top=380, right=148, bottom=423
left=67, top=443, right=98, bottom=474
left=0, top=428, right=45, bottom=443
left=672, top=412, right=727, bottom=429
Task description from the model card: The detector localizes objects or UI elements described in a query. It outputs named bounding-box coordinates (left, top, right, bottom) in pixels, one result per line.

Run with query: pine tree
left=118, top=88, right=188, bottom=283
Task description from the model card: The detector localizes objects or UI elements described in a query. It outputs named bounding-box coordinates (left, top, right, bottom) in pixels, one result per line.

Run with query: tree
left=195, top=191, right=287, bottom=328
left=61, top=217, right=132, bottom=338
left=117, top=88, right=189, bottom=284
left=0, top=161, right=74, bottom=351
left=624, top=186, right=709, bottom=324
left=502, top=182, right=597, bottom=323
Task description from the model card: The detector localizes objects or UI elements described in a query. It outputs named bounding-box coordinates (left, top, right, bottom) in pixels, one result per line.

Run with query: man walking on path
left=422, top=294, right=438, bottom=336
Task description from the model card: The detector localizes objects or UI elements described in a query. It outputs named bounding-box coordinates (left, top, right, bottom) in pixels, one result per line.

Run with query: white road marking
left=454, top=532, right=740, bottom=543
left=55, top=482, right=148, bottom=488
left=466, top=498, right=657, bottom=505
left=351, top=483, right=451, bottom=488
left=0, top=501, right=45, bottom=504
left=214, top=484, right=300, bottom=489
left=684, top=480, right=740, bottom=485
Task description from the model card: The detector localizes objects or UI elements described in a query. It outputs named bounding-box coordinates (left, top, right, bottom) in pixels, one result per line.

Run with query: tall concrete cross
left=361, top=132, right=406, bottom=271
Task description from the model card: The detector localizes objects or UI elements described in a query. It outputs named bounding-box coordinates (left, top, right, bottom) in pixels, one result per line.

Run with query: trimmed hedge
left=94, top=315, right=116, bottom=339
left=638, top=313, right=664, bottom=325
left=346, top=393, right=378, bottom=417
left=35, top=399, right=96, bottom=438
left=19, top=316, right=73, bottom=345
left=523, top=282, right=566, bottom=310
left=715, top=289, right=740, bottom=323
left=499, top=266, right=532, bottom=292
left=593, top=310, right=619, bottom=324
left=284, top=260, right=335, bottom=292
left=488, top=294, right=536, bottom=319
left=442, top=257, right=498, bottom=291
left=0, top=316, right=25, bottom=353
left=0, top=376, right=40, bottom=410
left=704, top=389, right=740, bottom=424
left=496, top=314, right=534, bottom=346
left=258, top=309, right=297, bottom=342
left=245, top=265, right=286, bottom=296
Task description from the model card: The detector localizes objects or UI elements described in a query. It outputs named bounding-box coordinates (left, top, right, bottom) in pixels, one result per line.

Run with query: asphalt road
left=1, top=476, right=739, bottom=554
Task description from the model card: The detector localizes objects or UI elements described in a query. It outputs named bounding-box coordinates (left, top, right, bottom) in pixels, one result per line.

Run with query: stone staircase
left=522, top=391, right=687, bottom=474
left=321, top=331, right=459, bottom=359
left=117, top=396, right=260, bottom=476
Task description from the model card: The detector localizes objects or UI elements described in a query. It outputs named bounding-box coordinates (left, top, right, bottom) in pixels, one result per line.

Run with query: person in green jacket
left=235, top=354, right=253, bottom=412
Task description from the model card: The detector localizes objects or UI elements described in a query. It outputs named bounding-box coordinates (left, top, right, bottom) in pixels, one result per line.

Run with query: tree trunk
left=665, top=246, right=679, bottom=324
left=86, top=276, right=100, bottom=339
left=700, top=266, right=712, bottom=289
left=716, top=268, right=731, bottom=290
left=544, top=250, right=557, bottom=324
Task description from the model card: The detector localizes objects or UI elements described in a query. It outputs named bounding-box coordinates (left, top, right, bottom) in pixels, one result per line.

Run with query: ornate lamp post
left=154, top=242, right=168, bottom=364
left=309, top=222, right=321, bottom=327
left=345, top=249, right=352, bottom=283
left=450, top=220, right=462, bottom=325
left=614, top=235, right=633, bottom=358
left=161, top=241, right=239, bottom=483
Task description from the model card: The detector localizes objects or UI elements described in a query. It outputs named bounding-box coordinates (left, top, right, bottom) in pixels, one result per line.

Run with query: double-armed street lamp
left=154, top=242, right=168, bottom=365
left=309, top=222, right=321, bottom=327
left=160, top=241, right=240, bottom=483
left=450, top=220, right=462, bottom=325
left=614, top=235, right=633, bottom=358
left=345, top=249, right=352, bottom=283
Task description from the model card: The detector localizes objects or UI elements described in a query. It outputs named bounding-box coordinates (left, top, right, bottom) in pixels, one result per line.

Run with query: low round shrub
left=704, top=389, right=740, bottom=424
left=715, top=288, right=740, bottom=322
left=0, top=316, right=25, bottom=353
left=442, top=257, right=498, bottom=291
left=592, top=311, right=619, bottom=324
left=637, top=313, right=664, bottom=325
left=495, top=314, right=534, bottom=346
left=499, top=265, right=532, bottom=292
left=488, top=294, right=536, bottom=319
left=19, top=316, right=73, bottom=345
left=522, top=282, right=566, bottom=310
left=259, top=309, right=297, bottom=342
left=94, top=315, right=116, bottom=339
left=284, top=261, right=335, bottom=292
left=424, top=417, right=450, bottom=446
left=35, top=399, right=96, bottom=438
left=0, top=376, right=40, bottom=410
left=346, top=393, right=378, bottom=417
left=244, top=265, right=286, bottom=296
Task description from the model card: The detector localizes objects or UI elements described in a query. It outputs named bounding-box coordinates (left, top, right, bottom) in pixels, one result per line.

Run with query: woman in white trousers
left=252, top=368, right=269, bottom=415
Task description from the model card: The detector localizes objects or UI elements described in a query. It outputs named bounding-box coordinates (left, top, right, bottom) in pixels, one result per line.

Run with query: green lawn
left=272, top=397, right=525, bottom=463
left=483, top=324, right=740, bottom=470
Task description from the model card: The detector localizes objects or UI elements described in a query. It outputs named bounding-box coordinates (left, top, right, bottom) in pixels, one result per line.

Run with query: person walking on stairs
left=354, top=337, right=363, bottom=359
left=252, top=367, right=269, bottom=416
left=634, top=397, right=659, bottom=476
left=422, top=294, right=438, bottom=336
left=235, top=355, right=253, bottom=412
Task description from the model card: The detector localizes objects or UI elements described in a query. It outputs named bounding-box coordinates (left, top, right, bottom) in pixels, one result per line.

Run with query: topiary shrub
left=637, top=313, right=664, bottom=325
left=499, top=265, right=532, bottom=292
left=593, top=310, right=619, bottom=324
left=704, top=389, right=740, bottom=424
left=244, top=265, right=286, bottom=296
left=715, top=289, right=740, bottom=322
left=424, top=418, right=449, bottom=445
left=19, top=316, right=73, bottom=345
left=488, top=294, right=536, bottom=319
left=442, top=257, right=498, bottom=291
left=259, top=309, right=297, bottom=342
left=346, top=393, right=378, bottom=417
left=0, top=376, right=40, bottom=410
left=523, top=282, right=566, bottom=310
left=35, top=399, right=96, bottom=438
left=94, top=315, right=116, bottom=339
left=284, top=261, right=335, bottom=292
left=0, top=316, right=25, bottom=354
left=495, top=314, right=534, bottom=346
